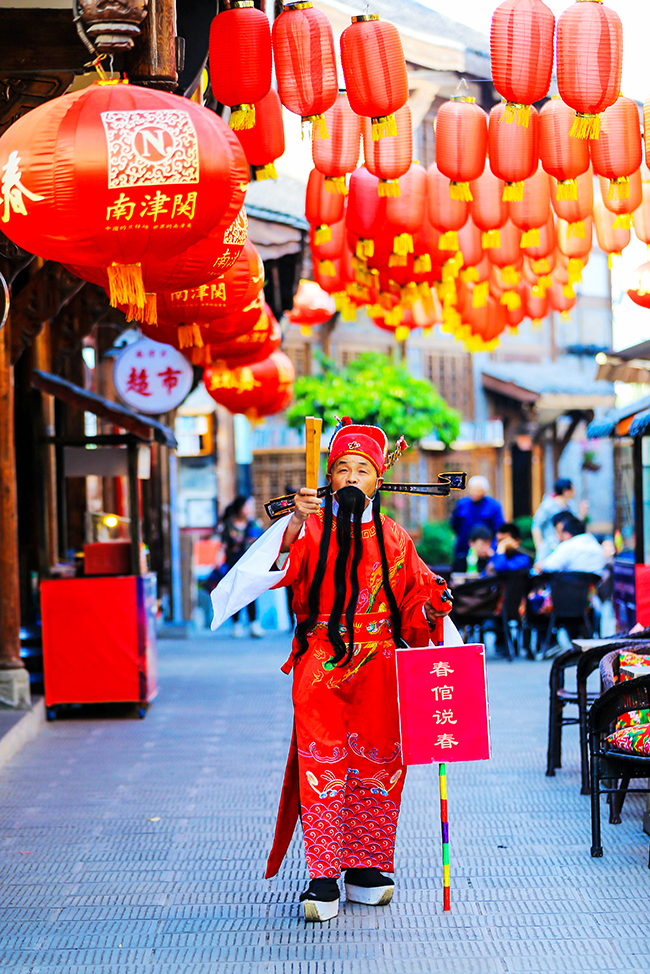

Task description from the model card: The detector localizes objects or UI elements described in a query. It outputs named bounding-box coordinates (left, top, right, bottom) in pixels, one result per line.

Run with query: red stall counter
left=41, top=574, right=158, bottom=716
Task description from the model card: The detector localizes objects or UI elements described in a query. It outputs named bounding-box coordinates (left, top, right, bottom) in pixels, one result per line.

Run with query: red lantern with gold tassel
left=550, top=167, right=593, bottom=239
left=272, top=1, right=337, bottom=138
left=627, top=263, right=650, bottom=310
left=203, top=304, right=282, bottom=368
left=435, top=97, right=487, bottom=201
left=591, top=96, right=642, bottom=203
left=340, top=15, right=408, bottom=141
left=310, top=215, right=346, bottom=276
left=486, top=219, right=522, bottom=284
left=557, top=215, right=592, bottom=286
left=490, top=0, right=555, bottom=127
left=363, top=105, right=412, bottom=197
left=540, top=97, right=590, bottom=201
left=593, top=194, right=631, bottom=264
left=508, top=164, right=550, bottom=247
left=412, top=215, right=448, bottom=278
left=346, top=165, right=386, bottom=258
left=312, top=93, right=361, bottom=194
left=306, top=168, right=345, bottom=244
left=488, top=102, right=539, bottom=201
left=523, top=281, right=549, bottom=325
left=204, top=350, right=295, bottom=419
left=384, top=162, right=427, bottom=266
left=286, top=279, right=336, bottom=331
left=457, top=217, right=484, bottom=271
left=521, top=212, right=556, bottom=261
left=427, top=163, right=468, bottom=254
left=548, top=281, right=577, bottom=319
left=469, top=166, right=508, bottom=248
left=556, top=0, right=623, bottom=140
left=599, top=170, right=642, bottom=230
left=234, top=88, right=285, bottom=181
left=209, top=2, right=272, bottom=131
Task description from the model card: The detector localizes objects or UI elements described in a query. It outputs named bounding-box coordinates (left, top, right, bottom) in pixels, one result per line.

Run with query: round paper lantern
left=204, top=350, right=295, bottom=419
left=209, top=2, right=272, bottom=130
left=234, top=88, right=285, bottom=181
left=540, top=97, right=590, bottom=200
left=490, top=0, right=555, bottom=126
left=427, top=163, right=469, bottom=252
left=627, top=262, right=650, bottom=309
left=508, top=165, right=550, bottom=247
left=272, top=1, right=337, bottom=137
left=192, top=304, right=282, bottom=367
left=305, top=168, right=346, bottom=242
left=488, top=102, right=539, bottom=201
left=556, top=0, right=623, bottom=139
left=0, top=81, right=249, bottom=311
left=435, top=97, right=488, bottom=201
left=340, top=15, right=408, bottom=140
left=346, top=165, right=386, bottom=257
left=312, top=93, right=361, bottom=194
left=550, top=167, right=593, bottom=239
left=599, top=170, right=642, bottom=229
left=633, top=178, right=650, bottom=246
left=363, top=105, right=412, bottom=196
left=286, top=278, right=336, bottom=327
left=591, top=96, right=643, bottom=202
left=384, top=163, right=427, bottom=265
left=593, top=195, right=630, bottom=261
left=469, top=166, right=508, bottom=247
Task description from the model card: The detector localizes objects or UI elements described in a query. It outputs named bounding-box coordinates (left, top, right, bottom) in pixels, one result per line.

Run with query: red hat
left=327, top=418, right=389, bottom=475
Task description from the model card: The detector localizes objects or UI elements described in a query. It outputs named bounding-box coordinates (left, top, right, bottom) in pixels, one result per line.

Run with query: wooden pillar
left=531, top=442, right=544, bottom=514
left=124, top=0, right=178, bottom=91
left=215, top=404, right=237, bottom=515
left=502, top=446, right=513, bottom=521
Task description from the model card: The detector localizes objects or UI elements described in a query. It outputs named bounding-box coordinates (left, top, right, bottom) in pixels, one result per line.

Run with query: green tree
left=286, top=352, right=460, bottom=447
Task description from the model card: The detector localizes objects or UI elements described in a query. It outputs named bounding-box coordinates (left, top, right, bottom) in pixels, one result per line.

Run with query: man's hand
left=292, top=487, right=321, bottom=524
left=424, top=592, right=452, bottom=628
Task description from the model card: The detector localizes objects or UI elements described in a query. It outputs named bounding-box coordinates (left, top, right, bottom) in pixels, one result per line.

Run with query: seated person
left=466, top=525, right=494, bottom=574
left=487, top=522, right=532, bottom=574
left=538, top=516, right=606, bottom=576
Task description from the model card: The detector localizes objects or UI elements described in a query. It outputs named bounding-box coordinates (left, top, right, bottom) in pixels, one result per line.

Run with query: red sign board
left=396, top=644, right=491, bottom=765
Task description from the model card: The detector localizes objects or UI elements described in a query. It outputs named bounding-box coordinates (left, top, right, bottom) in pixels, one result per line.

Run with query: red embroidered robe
left=266, top=508, right=451, bottom=879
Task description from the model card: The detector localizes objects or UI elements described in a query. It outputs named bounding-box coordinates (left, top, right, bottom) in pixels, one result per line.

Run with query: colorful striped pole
left=439, top=762, right=451, bottom=911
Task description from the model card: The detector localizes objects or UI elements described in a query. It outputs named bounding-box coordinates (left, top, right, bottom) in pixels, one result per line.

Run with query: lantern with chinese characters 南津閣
left=203, top=350, right=295, bottom=420
left=234, top=88, right=285, bottom=181
left=312, top=93, right=362, bottom=195
left=0, top=81, right=249, bottom=314
left=209, top=1, right=272, bottom=131
left=435, top=96, right=488, bottom=201
left=340, top=14, right=408, bottom=141
left=490, top=0, right=555, bottom=127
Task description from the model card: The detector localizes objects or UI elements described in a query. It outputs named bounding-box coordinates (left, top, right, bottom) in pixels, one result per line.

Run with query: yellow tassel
left=556, top=178, right=578, bottom=201
left=422, top=327, right=432, bottom=338
left=521, top=228, right=541, bottom=248
left=460, top=265, right=479, bottom=283
left=325, top=175, right=348, bottom=195
left=413, top=253, right=432, bottom=274
left=401, top=283, right=418, bottom=307
left=561, top=310, right=571, bottom=322
left=449, top=181, right=473, bottom=202
left=394, top=325, right=410, bottom=341
left=501, top=102, right=531, bottom=127
left=340, top=299, right=356, bottom=322
left=314, top=224, right=332, bottom=245
left=418, top=281, right=433, bottom=302
left=613, top=212, right=632, bottom=229
left=482, top=229, right=501, bottom=248
left=567, top=258, right=584, bottom=285
left=253, top=162, right=278, bottom=181
left=393, top=232, right=414, bottom=257
left=356, top=238, right=375, bottom=259
left=502, top=265, right=520, bottom=286
left=388, top=252, right=407, bottom=267
left=190, top=347, right=205, bottom=366
left=319, top=260, right=336, bottom=276
left=608, top=252, right=622, bottom=268
left=177, top=324, right=204, bottom=349
left=569, top=112, right=600, bottom=140
left=531, top=317, right=542, bottom=330
left=303, top=114, right=330, bottom=139
left=608, top=176, right=630, bottom=201
left=378, top=179, right=400, bottom=197
left=372, top=114, right=397, bottom=140
left=439, top=230, right=459, bottom=251
left=532, top=259, right=550, bottom=275
left=142, top=292, right=157, bottom=325
left=509, top=326, right=519, bottom=336
left=568, top=220, right=585, bottom=238
left=563, top=283, right=576, bottom=299
left=538, top=274, right=553, bottom=291
left=107, top=262, right=146, bottom=310
left=500, top=290, right=521, bottom=310
left=502, top=182, right=524, bottom=202
left=472, top=281, right=489, bottom=308
left=378, top=291, right=393, bottom=311
left=437, top=281, right=457, bottom=301
left=442, top=258, right=460, bottom=282
left=229, top=104, right=255, bottom=130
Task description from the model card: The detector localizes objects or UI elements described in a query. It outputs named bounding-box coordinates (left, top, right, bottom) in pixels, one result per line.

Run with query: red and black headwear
left=327, top=417, right=407, bottom=476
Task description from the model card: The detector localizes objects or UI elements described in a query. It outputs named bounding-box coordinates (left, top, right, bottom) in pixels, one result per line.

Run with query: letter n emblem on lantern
left=101, top=110, right=200, bottom=188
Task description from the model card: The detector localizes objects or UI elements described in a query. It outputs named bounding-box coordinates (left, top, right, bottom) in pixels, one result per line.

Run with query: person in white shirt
left=539, top=516, right=605, bottom=577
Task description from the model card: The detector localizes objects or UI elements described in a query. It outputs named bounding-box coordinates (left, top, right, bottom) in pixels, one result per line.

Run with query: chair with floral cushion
left=587, top=672, right=650, bottom=858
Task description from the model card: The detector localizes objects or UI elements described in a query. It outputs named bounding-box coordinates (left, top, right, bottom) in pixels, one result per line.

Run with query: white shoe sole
left=345, top=883, right=394, bottom=906
left=302, top=898, right=339, bottom=922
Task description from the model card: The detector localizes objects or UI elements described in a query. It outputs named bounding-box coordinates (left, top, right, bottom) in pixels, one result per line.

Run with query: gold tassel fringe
left=325, top=175, right=347, bottom=194
left=449, top=181, right=473, bottom=202
left=567, top=257, right=584, bottom=285
left=253, top=162, right=277, bottom=181
left=319, top=259, right=336, bottom=276
left=356, top=238, right=374, bottom=259
left=482, top=229, right=501, bottom=248
left=569, top=112, right=600, bottom=140
left=521, top=227, right=541, bottom=248
left=538, top=274, right=553, bottom=291
left=608, top=176, right=630, bottom=201
left=500, top=290, right=521, bottom=310
left=395, top=325, right=410, bottom=341
left=568, top=220, right=585, bottom=239
left=303, top=114, right=329, bottom=139
left=563, top=283, right=576, bottom=299
left=107, top=262, right=146, bottom=311
left=608, top=252, right=622, bottom=268
left=229, top=104, right=255, bottom=130
left=472, top=281, right=489, bottom=308
left=460, top=265, right=479, bottom=283
left=299, top=324, right=313, bottom=336
left=413, top=253, right=432, bottom=274
left=393, top=232, right=414, bottom=256
left=378, top=179, right=400, bottom=197
left=532, top=259, right=550, bottom=275
left=561, top=311, right=571, bottom=322
left=503, top=182, right=524, bottom=202
left=502, top=265, right=520, bottom=286
left=178, top=324, right=204, bottom=349
left=556, top=178, right=578, bottom=201
left=501, top=102, right=531, bottom=127
left=372, top=114, right=397, bottom=140
left=439, top=230, right=459, bottom=251
left=314, top=224, right=332, bottom=245
left=388, top=253, right=407, bottom=267
left=613, top=213, right=632, bottom=229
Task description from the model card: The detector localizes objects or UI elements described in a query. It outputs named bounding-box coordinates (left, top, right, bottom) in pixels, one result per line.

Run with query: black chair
left=540, top=572, right=601, bottom=657
left=450, top=575, right=508, bottom=646
left=496, top=570, right=531, bottom=660
left=587, top=672, right=650, bottom=858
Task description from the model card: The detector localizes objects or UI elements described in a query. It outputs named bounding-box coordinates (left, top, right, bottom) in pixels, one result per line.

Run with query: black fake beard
left=327, top=485, right=367, bottom=665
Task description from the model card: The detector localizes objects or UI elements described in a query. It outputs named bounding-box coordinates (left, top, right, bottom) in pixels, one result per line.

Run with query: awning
left=31, top=370, right=177, bottom=449
left=629, top=409, right=650, bottom=437
left=586, top=393, right=650, bottom=439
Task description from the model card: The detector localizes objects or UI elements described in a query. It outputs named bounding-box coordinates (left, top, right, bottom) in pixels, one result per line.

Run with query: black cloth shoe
left=344, top=867, right=395, bottom=905
left=299, top=877, right=340, bottom=922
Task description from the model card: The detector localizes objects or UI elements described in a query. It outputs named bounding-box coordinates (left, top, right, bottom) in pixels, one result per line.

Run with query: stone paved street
left=0, top=631, right=649, bottom=974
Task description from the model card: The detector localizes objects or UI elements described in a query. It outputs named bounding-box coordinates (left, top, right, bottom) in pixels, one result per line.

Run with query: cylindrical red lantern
left=412, top=215, right=448, bottom=274
left=346, top=166, right=386, bottom=258
left=593, top=195, right=631, bottom=261
left=202, top=304, right=282, bottom=368
left=488, top=102, right=539, bottom=200
left=469, top=166, right=508, bottom=247
left=363, top=105, right=412, bottom=196
left=490, top=0, right=555, bottom=126
left=427, top=163, right=469, bottom=252
left=599, top=170, right=642, bottom=229
left=435, top=97, right=487, bottom=201
left=340, top=15, right=408, bottom=140
left=556, top=0, right=623, bottom=139
left=457, top=217, right=484, bottom=271
left=550, top=167, right=593, bottom=238
left=521, top=212, right=556, bottom=262
left=234, top=88, right=285, bottom=181
left=310, top=216, right=346, bottom=276
left=384, top=163, right=427, bottom=265
left=508, top=164, right=550, bottom=247
left=312, top=93, right=361, bottom=194
left=204, top=350, right=295, bottom=419
left=305, top=168, right=345, bottom=242
left=627, top=262, right=650, bottom=310
left=557, top=215, right=593, bottom=259
left=486, top=219, right=522, bottom=270
left=548, top=281, right=577, bottom=318
left=272, top=1, right=337, bottom=137
left=0, top=81, right=249, bottom=312
left=540, top=97, right=590, bottom=200
left=209, top=2, right=272, bottom=130
left=591, top=96, right=643, bottom=202
left=524, top=281, right=549, bottom=324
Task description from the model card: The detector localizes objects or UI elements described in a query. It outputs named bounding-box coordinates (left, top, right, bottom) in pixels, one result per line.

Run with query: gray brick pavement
left=0, top=631, right=648, bottom=973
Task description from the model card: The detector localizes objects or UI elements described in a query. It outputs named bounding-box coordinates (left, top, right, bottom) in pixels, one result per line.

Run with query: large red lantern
left=627, top=263, right=650, bottom=310
left=0, top=81, right=249, bottom=312
left=363, top=105, right=412, bottom=196
left=508, top=165, right=550, bottom=246
left=539, top=97, right=590, bottom=200
left=384, top=163, right=427, bottom=265
left=490, top=0, right=555, bottom=127
left=427, top=163, right=468, bottom=252
left=209, top=2, right=272, bottom=131
left=204, top=350, right=295, bottom=420
left=312, top=94, right=361, bottom=194
left=346, top=166, right=386, bottom=257
left=469, top=166, right=508, bottom=247
left=305, top=168, right=345, bottom=242
left=556, top=0, right=623, bottom=139
left=272, top=1, right=337, bottom=137
left=599, top=170, right=642, bottom=229
left=488, top=102, right=539, bottom=201
left=234, top=88, right=285, bottom=181
left=286, top=278, right=335, bottom=328
left=435, top=97, right=487, bottom=201
left=591, top=96, right=643, bottom=202
left=340, top=15, right=408, bottom=140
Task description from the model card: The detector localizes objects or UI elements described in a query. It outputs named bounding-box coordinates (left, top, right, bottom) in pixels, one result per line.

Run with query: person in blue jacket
left=451, top=476, right=504, bottom=571
left=487, top=522, right=532, bottom=574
